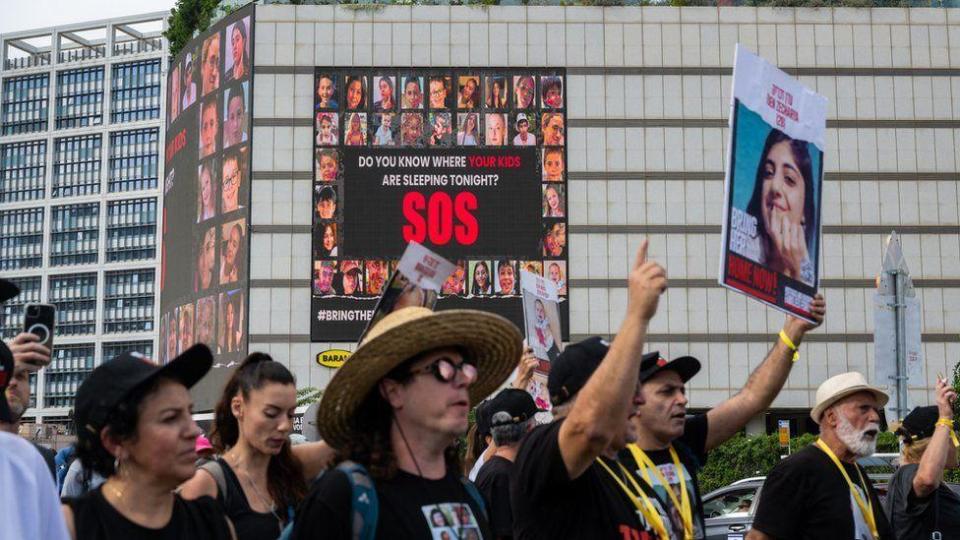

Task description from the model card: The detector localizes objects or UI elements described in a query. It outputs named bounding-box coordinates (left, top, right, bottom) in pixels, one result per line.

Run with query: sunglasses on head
left=408, top=357, right=478, bottom=384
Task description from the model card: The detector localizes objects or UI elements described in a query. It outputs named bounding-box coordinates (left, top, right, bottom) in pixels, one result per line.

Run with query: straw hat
left=316, top=306, right=523, bottom=450
left=810, top=371, right=889, bottom=424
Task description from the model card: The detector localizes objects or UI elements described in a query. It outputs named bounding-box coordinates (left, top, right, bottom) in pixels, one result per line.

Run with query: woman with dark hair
left=345, top=76, right=366, bottom=110
left=744, top=128, right=817, bottom=285
left=180, top=354, right=334, bottom=540
left=226, top=21, right=250, bottom=82
left=62, top=345, right=235, bottom=540
left=486, top=77, right=507, bottom=108
left=320, top=222, right=338, bottom=257
left=471, top=261, right=491, bottom=296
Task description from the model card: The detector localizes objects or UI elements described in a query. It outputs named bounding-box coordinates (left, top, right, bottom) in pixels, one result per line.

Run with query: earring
left=114, top=455, right=121, bottom=474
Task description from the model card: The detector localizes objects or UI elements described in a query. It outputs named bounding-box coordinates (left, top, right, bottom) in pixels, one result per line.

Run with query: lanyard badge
left=627, top=444, right=695, bottom=540
left=815, top=439, right=880, bottom=540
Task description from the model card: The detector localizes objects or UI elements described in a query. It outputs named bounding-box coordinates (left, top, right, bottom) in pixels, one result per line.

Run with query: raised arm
left=558, top=239, right=666, bottom=478
left=704, top=294, right=825, bottom=451
left=292, top=440, right=337, bottom=480
left=912, top=378, right=957, bottom=498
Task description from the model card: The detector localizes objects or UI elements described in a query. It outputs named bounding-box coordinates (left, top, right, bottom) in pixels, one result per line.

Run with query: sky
left=0, top=0, right=176, bottom=34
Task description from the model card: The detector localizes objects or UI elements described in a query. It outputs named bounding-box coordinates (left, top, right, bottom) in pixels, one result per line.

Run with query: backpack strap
left=198, top=460, right=230, bottom=510
left=337, top=460, right=379, bottom=540
left=459, top=475, right=488, bottom=523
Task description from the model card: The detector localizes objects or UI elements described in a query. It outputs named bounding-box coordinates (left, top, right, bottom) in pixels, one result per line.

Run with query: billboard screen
left=160, top=5, right=255, bottom=408
left=311, top=69, right=568, bottom=341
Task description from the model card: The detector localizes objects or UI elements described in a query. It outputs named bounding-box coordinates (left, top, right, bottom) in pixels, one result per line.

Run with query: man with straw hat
left=748, top=372, right=893, bottom=540
left=292, top=305, right=522, bottom=539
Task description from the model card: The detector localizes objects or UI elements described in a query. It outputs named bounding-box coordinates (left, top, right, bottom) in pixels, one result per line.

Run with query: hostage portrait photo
left=523, top=292, right=562, bottom=363
left=726, top=101, right=822, bottom=288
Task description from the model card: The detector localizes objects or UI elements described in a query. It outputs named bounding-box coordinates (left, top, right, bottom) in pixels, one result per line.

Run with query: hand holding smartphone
left=18, top=303, right=55, bottom=369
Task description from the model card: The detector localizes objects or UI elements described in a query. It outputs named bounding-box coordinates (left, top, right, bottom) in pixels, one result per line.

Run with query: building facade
left=244, top=4, right=960, bottom=434
left=0, top=12, right=167, bottom=425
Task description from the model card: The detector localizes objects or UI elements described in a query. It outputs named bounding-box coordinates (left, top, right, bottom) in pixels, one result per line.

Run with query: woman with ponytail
left=180, top=353, right=334, bottom=539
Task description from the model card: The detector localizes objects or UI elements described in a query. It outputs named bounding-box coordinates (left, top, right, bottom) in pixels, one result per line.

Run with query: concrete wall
left=247, top=4, right=960, bottom=415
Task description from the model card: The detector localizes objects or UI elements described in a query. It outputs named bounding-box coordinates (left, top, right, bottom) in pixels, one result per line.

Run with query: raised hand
left=784, top=293, right=826, bottom=338
left=627, top=239, right=667, bottom=322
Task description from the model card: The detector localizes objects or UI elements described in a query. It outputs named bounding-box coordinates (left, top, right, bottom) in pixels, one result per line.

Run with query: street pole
left=893, top=268, right=908, bottom=421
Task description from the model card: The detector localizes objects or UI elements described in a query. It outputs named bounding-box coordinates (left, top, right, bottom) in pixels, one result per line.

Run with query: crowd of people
left=1, top=237, right=958, bottom=539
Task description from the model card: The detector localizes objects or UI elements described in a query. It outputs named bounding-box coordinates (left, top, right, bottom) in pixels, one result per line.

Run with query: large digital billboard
left=311, top=69, right=568, bottom=341
left=160, top=5, right=255, bottom=407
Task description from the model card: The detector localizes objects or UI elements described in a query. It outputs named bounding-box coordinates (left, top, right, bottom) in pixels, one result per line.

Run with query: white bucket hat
left=811, top=371, right=889, bottom=424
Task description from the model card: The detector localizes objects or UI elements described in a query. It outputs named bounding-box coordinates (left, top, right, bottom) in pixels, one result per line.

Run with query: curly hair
left=211, top=353, right=307, bottom=509
left=74, top=377, right=166, bottom=481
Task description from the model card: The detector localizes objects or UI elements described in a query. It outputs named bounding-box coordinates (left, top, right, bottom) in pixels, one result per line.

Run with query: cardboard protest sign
left=357, top=241, right=455, bottom=343
left=520, top=270, right=562, bottom=366
left=719, top=45, right=827, bottom=322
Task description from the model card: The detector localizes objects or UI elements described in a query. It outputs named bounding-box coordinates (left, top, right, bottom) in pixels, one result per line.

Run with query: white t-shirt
left=0, top=431, right=70, bottom=540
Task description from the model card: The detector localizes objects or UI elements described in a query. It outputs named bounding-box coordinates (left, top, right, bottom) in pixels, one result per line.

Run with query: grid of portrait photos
left=160, top=11, right=253, bottom=365
left=312, top=69, right=567, bottom=306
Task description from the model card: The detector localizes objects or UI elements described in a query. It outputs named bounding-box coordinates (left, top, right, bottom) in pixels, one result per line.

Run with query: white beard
left=836, top=413, right=878, bottom=458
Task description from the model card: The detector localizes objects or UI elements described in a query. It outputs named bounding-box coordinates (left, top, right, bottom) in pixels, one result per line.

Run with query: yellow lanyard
left=595, top=458, right=670, bottom=539
left=627, top=444, right=694, bottom=540
left=815, top=439, right=880, bottom=539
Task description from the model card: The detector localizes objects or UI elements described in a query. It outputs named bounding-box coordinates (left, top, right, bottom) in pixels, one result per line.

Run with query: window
left=0, top=208, right=44, bottom=270
left=111, top=60, right=161, bottom=123
left=702, top=486, right=760, bottom=519
left=109, top=128, right=158, bottom=192
left=104, top=269, right=154, bottom=334
left=48, top=273, right=97, bottom=336
left=106, top=197, right=156, bottom=262
left=103, top=340, right=154, bottom=360
left=55, top=67, right=104, bottom=129
left=0, top=276, right=41, bottom=339
left=44, top=343, right=96, bottom=409
left=53, top=134, right=102, bottom=197
left=50, top=203, right=100, bottom=267
left=0, top=140, right=47, bottom=202
left=1, top=73, right=49, bottom=135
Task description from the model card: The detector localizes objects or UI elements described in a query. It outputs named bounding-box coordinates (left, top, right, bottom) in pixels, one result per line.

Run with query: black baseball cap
left=0, top=340, right=14, bottom=423
left=74, top=344, right=213, bottom=435
left=897, top=406, right=946, bottom=442
left=0, top=278, right=20, bottom=303
left=488, top=388, right=543, bottom=427
left=639, top=351, right=701, bottom=384
left=475, top=399, right=493, bottom=437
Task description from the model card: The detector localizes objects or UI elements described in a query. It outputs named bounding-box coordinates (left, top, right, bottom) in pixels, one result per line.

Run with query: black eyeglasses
left=408, top=357, right=478, bottom=384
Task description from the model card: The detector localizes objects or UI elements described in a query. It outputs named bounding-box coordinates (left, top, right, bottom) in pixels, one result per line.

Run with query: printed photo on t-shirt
left=421, top=503, right=482, bottom=540
left=637, top=462, right=704, bottom=539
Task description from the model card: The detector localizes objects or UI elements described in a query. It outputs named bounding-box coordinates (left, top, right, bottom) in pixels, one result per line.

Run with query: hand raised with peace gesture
left=627, top=239, right=667, bottom=322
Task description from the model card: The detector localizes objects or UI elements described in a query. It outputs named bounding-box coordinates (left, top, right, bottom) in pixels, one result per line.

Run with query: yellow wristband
left=779, top=330, right=800, bottom=362
left=936, top=418, right=960, bottom=448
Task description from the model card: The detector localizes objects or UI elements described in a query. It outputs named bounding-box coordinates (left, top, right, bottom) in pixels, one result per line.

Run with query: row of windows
left=0, top=207, right=44, bottom=270
left=50, top=203, right=99, bottom=267
left=1, top=58, right=161, bottom=135
left=0, top=128, right=158, bottom=200
left=55, top=67, right=104, bottom=130
left=50, top=273, right=97, bottom=335
left=0, top=199, right=156, bottom=269
left=40, top=340, right=154, bottom=409
left=0, top=140, right=46, bottom=203
left=1, top=74, right=49, bottom=135
left=111, top=60, right=161, bottom=124
left=53, top=134, right=102, bottom=198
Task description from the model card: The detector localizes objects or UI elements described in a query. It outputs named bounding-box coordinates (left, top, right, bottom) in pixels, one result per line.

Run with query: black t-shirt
left=292, top=466, right=492, bottom=540
left=884, top=462, right=960, bottom=540
left=215, top=458, right=285, bottom=540
left=511, top=419, right=663, bottom=540
left=475, top=456, right=514, bottom=539
left=64, top=486, right=232, bottom=540
left=752, top=444, right=894, bottom=540
left=32, top=441, right=56, bottom=481
left=619, top=414, right=709, bottom=539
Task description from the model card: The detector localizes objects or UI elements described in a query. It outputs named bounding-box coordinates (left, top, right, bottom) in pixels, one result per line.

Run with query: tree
left=297, top=386, right=323, bottom=407
left=165, top=0, right=223, bottom=57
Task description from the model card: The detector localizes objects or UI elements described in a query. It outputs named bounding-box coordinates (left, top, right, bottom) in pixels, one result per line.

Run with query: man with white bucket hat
left=748, top=372, right=893, bottom=540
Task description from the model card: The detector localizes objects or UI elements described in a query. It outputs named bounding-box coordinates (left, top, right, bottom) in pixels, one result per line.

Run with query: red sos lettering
left=402, top=191, right=479, bottom=245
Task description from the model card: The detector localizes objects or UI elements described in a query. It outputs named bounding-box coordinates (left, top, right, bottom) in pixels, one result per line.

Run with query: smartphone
left=23, top=303, right=55, bottom=353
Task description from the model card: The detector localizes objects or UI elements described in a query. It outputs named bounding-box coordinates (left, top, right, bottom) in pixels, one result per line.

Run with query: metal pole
left=894, top=269, right=908, bottom=420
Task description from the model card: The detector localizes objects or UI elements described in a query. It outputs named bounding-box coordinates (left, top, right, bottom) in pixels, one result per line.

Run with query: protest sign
left=356, top=242, right=454, bottom=343
left=520, top=270, right=562, bottom=365
left=718, top=45, right=827, bottom=322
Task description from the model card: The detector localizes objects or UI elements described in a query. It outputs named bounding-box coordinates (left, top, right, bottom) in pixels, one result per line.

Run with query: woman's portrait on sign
left=469, top=260, right=492, bottom=296
left=344, top=75, right=367, bottom=110
left=456, top=113, right=479, bottom=146
left=457, top=75, right=480, bottom=109
left=373, top=76, right=397, bottom=112
left=485, top=76, right=507, bottom=109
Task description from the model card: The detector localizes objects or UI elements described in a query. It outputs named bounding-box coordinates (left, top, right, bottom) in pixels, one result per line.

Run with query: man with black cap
left=0, top=278, right=70, bottom=539
left=885, top=377, right=960, bottom=539
left=476, top=388, right=542, bottom=539
left=621, top=295, right=825, bottom=539
left=512, top=239, right=672, bottom=539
